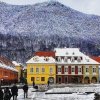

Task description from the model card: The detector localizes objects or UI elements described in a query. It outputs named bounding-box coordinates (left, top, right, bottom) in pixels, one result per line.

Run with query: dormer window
left=71, top=57, right=75, bottom=62
left=72, top=52, right=75, bottom=55
left=34, top=56, right=39, bottom=62
left=64, top=57, right=67, bottom=62
left=66, top=52, right=68, bottom=55
left=58, top=57, right=61, bottom=62
left=77, top=57, right=81, bottom=62
left=86, top=58, right=89, bottom=62
left=61, top=58, right=64, bottom=62
left=45, top=57, right=49, bottom=61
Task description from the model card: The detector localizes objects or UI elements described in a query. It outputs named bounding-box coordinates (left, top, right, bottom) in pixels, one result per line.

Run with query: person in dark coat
left=11, top=84, right=18, bottom=100
left=0, top=87, right=3, bottom=100
left=4, top=87, right=11, bottom=100
left=23, top=83, right=28, bottom=98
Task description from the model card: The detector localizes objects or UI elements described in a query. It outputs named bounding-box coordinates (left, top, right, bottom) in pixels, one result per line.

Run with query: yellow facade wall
left=27, top=63, right=56, bottom=85
left=83, top=65, right=99, bottom=83
left=15, top=66, right=22, bottom=82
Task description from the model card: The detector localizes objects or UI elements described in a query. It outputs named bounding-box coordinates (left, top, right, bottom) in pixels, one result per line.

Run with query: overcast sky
left=0, top=0, right=100, bottom=16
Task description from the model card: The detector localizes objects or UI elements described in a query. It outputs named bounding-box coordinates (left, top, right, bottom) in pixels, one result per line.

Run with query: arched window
left=64, top=57, right=68, bottom=62
left=58, top=57, right=61, bottom=62
left=77, top=56, right=81, bottom=62
left=71, top=57, right=75, bottom=62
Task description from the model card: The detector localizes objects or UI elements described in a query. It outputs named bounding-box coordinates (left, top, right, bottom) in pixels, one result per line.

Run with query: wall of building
left=15, top=65, right=22, bottom=82
left=27, top=63, right=56, bottom=84
left=0, top=67, right=18, bottom=84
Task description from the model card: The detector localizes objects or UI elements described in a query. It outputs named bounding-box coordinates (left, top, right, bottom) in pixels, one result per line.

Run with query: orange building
left=0, top=56, right=18, bottom=85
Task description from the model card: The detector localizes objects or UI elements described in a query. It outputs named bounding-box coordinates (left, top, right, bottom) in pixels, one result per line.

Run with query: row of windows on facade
left=56, top=56, right=82, bottom=62
left=33, top=57, right=51, bottom=62
left=58, top=67, right=81, bottom=72
left=30, top=67, right=96, bottom=73
left=31, top=77, right=45, bottom=81
left=58, top=68, right=96, bottom=73
left=30, top=67, right=53, bottom=73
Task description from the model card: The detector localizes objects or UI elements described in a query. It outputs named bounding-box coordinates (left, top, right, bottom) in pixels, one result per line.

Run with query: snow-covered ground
left=10, top=84, right=100, bottom=100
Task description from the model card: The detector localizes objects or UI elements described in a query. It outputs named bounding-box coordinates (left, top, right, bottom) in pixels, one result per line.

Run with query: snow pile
left=47, top=85, right=100, bottom=93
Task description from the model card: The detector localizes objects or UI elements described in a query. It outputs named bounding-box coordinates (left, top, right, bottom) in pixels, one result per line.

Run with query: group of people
left=0, top=84, right=18, bottom=100
left=0, top=80, right=50, bottom=100
left=0, top=83, right=28, bottom=100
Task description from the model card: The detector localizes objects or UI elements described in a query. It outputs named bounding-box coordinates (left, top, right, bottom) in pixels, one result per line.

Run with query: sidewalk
left=11, top=87, right=36, bottom=100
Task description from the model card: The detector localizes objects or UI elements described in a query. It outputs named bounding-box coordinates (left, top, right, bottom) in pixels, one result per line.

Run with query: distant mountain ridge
left=0, top=1, right=100, bottom=63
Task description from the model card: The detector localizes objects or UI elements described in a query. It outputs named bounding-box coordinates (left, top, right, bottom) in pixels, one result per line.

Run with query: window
left=86, top=68, right=89, bottom=72
left=64, top=57, right=67, bottom=62
left=30, top=68, right=33, bottom=73
left=36, top=68, right=39, bottom=73
left=58, top=68, right=61, bottom=72
left=42, top=67, right=45, bottom=73
left=78, top=68, right=81, bottom=72
left=41, top=77, right=45, bottom=81
left=77, top=57, right=81, bottom=62
left=58, top=57, right=61, bottom=62
left=31, top=77, right=34, bottom=81
left=66, top=52, right=68, bottom=55
left=65, top=67, right=68, bottom=72
left=50, top=67, right=53, bottom=73
left=36, top=77, right=40, bottom=81
left=45, top=57, right=49, bottom=61
left=71, top=57, right=75, bottom=62
left=72, top=68, right=75, bottom=72
left=93, top=68, right=96, bottom=73
left=72, top=52, right=75, bottom=55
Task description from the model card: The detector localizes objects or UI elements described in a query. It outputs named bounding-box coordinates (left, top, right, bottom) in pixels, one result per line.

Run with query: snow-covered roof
left=26, top=56, right=55, bottom=64
left=54, top=48, right=81, bottom=56
left=0, top=56, right=18, bottom=72
left=0, top=62, right=18, bottom=72
left=55, top=48, right=99, bottom=65
left=12, top=61, right=21, bottom=66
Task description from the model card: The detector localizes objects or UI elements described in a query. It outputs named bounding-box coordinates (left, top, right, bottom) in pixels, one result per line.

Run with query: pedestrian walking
left=11, top=84, right=18, bottom=100
left=22, top=83, right=28, bottom=98
left=4, top=87, right=11, bottom=100
left=0, top=87, right=3, bottom=100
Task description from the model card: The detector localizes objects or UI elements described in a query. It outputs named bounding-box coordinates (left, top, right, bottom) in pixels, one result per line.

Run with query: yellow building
left=83, top=64, right=99, bottom=84
left=26, top=56, right=56, bottom=85
left=12, top=61, right=23, bottom=82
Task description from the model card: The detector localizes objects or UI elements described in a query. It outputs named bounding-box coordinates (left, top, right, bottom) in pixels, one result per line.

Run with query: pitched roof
left=26, top=56, right=55, bottom=64
left=54, top=48, right=99, bottom=65
left=0, top=55, right=14, bottom=66
left=91, top=56, right=100, bottom=63
left=54, top=48, right=81, bottom=56
left=35, top=51, right=55, bottom=57
left=0, top=55, right=18, bottom=72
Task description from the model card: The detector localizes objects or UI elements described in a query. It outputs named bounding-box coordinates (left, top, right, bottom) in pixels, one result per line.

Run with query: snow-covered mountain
left=0, top=1, right=100, bottom=63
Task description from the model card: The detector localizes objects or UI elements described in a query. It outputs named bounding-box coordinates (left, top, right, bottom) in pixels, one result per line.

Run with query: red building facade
left=55, top=48, right=86, bottom=84
left=0, top=56, right=18, bottom=85
left=56, top=57, right=83, bottom=84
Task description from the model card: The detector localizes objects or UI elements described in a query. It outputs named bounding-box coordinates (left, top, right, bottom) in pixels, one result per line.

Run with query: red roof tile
left=91, top=56, right=100, bottom=63
left=0, top=55, right=14, bottom=66
left=34, top=51, right=55, bottom=57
